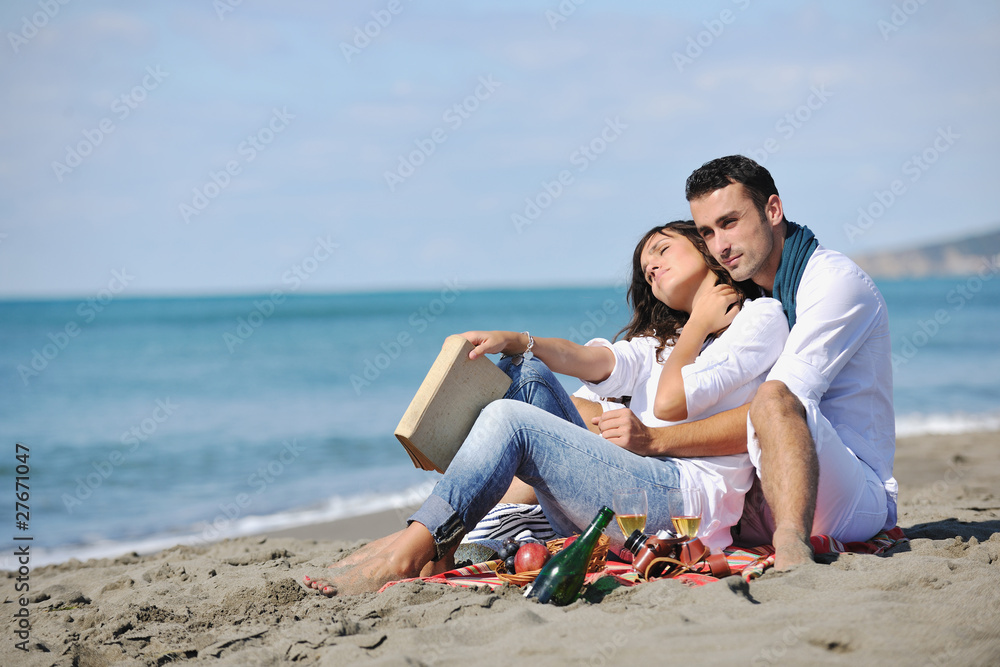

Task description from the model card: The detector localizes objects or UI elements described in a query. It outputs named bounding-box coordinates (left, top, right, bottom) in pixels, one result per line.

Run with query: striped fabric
left=378, top=527, right=909, bottom=594
left=461, top=503, right=558, bottom=555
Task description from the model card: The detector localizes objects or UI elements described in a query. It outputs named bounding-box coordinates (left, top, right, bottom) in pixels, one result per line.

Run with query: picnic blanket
left=379, top=527, right=908, bottom=594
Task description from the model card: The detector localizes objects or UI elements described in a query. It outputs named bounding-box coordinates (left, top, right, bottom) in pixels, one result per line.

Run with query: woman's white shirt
left=576, top=297, right=790, bottom=549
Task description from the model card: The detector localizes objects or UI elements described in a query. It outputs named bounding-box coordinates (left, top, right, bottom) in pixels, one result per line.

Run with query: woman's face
left=639, top=230, right=711, bottom=312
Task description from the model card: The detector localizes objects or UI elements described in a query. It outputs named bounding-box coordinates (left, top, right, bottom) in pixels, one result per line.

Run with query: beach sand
left=4, top=431, right=1000, bottom=666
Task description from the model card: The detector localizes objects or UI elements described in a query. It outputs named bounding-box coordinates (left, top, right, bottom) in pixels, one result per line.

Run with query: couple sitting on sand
left=304, top=155, right=897, bottom=596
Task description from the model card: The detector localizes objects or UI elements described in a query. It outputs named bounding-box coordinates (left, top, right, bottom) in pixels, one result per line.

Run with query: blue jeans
left=408, top=357, right=681, bottom=558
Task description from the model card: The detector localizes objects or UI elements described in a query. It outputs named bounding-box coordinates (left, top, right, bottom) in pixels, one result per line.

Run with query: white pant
left=740, top=398, right=889, bottom=545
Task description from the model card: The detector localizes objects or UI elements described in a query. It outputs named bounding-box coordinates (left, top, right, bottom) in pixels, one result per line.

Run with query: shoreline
left=5, top=429, right=999, bottom=665
left=264, top=505, right=421, bottom=544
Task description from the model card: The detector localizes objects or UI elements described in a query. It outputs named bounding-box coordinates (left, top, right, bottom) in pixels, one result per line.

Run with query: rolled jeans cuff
left=407, top=493, right=465, bottom=561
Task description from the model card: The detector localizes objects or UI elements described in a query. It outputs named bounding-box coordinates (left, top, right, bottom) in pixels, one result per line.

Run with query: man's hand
left=592, top=407, right=654, bottom=455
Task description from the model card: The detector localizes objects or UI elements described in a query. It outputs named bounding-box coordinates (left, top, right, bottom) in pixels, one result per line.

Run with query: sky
left=1, top=0, right=998, bottom=298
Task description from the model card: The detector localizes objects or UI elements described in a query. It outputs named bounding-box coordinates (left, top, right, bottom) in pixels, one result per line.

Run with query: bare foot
left=325, top=530, right=405, bottom=570
left=772, top=527, right=814, bottom=571
left=301, top=544, right=376, bottom=591
left=302, top=558, right=453, bottom=596
left=418, top=549, right=457, bottom=577
left=303, top=550, right=425, bottom=597
left=303, top=522, right=438, bottom=597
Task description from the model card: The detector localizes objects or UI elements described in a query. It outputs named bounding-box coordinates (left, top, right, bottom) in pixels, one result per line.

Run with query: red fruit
left=562, top=535, right=578, bottom=549
left=514, top=542, right=550, bottom=573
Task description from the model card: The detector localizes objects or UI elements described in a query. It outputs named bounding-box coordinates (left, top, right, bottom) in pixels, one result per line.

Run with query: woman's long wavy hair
left=617, top=220, right=761, bottom=360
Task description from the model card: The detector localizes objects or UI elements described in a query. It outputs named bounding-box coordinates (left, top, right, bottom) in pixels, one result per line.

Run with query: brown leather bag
left=641, top=538, right=732, bottom=580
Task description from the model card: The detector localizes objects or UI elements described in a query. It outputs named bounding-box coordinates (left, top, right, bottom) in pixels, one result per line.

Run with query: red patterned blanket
left=379, top=527, right=908, bottom=594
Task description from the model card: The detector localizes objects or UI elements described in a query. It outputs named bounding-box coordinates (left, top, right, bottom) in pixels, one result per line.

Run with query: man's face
left=689, top=183, right=778, bottom=286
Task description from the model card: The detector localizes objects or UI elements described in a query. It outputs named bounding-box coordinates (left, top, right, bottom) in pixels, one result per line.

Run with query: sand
left=4, top=430, right=1000, bottom=666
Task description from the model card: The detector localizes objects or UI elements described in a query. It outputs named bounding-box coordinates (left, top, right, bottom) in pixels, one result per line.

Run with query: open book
left=394, top=335, right=513, bottom=473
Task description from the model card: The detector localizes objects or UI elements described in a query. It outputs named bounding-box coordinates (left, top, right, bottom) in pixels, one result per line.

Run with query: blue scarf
left=771, top=220, right=818, bottom=328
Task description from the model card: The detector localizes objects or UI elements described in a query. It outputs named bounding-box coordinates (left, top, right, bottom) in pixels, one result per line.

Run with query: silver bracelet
left=522, top=331, right=534, bottom=361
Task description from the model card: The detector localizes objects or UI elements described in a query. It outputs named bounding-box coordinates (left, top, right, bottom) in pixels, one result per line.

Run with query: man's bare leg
left=749, top=380, right=818, bottom=570
left=302, top=521, right=441, bottom=596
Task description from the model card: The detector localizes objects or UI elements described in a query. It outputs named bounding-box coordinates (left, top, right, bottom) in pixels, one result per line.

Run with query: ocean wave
left=2, top=480, right=437, bottom=570
left=895, top=411, right=1000, bottom=437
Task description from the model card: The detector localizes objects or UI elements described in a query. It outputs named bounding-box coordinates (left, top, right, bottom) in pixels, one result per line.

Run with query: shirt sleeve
left=581, top=337, right=656, bottom=399
left=681, top=298, right=789, bottom=419
left=766, top=256, right=887, bottom=404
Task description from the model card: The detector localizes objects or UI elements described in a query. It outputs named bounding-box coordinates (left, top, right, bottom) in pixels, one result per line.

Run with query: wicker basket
left=495, top=534, right=611, bottom=586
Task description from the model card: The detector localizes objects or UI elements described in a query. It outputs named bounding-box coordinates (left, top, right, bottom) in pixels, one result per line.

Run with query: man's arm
left=593, top=405, right=749, bottom=458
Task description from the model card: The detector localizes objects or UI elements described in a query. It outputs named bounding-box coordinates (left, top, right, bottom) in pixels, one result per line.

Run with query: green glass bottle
left=524, top=506, right=614, bottom=605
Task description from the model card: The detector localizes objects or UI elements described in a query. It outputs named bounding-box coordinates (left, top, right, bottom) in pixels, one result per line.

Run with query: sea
left=2, top=279, right=999, bottom=569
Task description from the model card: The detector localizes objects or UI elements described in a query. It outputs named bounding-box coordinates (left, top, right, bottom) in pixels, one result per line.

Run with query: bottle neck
left=578, top=507, right=613, bottom=546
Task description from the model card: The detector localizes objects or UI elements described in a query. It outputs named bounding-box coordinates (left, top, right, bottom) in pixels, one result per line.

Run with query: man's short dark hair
left=685, top=155, right=781, bottom=221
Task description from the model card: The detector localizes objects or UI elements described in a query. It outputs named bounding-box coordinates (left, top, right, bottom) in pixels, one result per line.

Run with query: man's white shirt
left=767, top=246, right=898, bottom=530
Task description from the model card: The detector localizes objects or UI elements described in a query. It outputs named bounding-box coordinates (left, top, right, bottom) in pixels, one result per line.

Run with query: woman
left=305, top=221, right=788, bottom=596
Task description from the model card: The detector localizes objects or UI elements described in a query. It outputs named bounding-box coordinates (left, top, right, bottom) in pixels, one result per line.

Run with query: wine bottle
left=524, top=506, right=614, bottom=605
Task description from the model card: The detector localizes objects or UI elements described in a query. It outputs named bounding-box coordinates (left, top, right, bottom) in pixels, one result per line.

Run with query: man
left=592, top=155, right=896, bottom=570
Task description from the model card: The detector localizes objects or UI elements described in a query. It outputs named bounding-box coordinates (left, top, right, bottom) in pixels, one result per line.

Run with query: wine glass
left=669, top=487, right=703, bottom=541
left=612, top=488, right=648, bottom=539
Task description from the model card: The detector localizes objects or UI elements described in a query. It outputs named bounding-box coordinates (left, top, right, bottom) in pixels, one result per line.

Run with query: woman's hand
left=652, top=283, right=740, bottom=422
left=458, top=331, right=527, bottom=360
left=686, top=284, right=740, bottom=337
left=458, top=331, right=615, bottom=383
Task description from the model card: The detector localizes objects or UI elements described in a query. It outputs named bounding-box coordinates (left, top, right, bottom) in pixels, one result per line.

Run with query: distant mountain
left=851, top=227, right=1000, bottom=279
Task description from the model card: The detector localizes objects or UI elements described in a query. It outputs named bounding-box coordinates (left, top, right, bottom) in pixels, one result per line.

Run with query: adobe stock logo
left=61, top=398, right=179, bottom=513
left=339, top=0, right=412, bottom=63
left=384, top=75, right=502, bottom=192
left=179, top=107, right=294, bottom=224
left=744, top=84, right=832, bottom=166
left=511, top=117, right=627, bottom=233
left=878, top=0, right=930, bottom=40
left=214, top=0, right=243, bottom=21
left=350, top=279, right=464, bottom=394
left=223, top=235, right=338, bottom=353
left=844, top=126, right=959, bottom=243
left=17, top=268, right=135, bottom=386
left=672, top=0, right=752, bottom=72
left=8, top=0, right=72, bottom=54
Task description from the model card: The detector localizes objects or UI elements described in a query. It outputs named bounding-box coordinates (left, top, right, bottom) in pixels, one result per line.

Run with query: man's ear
left=765, top=194, right=784, bottom=228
